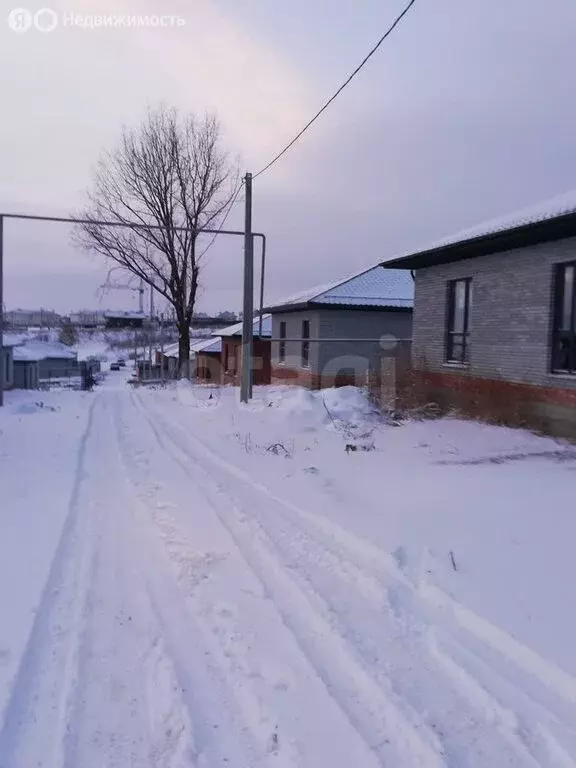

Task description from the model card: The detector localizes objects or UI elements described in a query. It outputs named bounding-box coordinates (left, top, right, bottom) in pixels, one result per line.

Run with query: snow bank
left=252, top=385, right=379, bottom=433
left=0, top=390, right=92, bottom=727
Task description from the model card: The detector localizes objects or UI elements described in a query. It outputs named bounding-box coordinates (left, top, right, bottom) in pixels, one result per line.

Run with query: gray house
left=13, top=341, right=79, bottom=381
left=382, top=191, right=576, bottom=438
left=13, top=347, right=41, bottom=389
left=265, top=266, right=413, bottom=389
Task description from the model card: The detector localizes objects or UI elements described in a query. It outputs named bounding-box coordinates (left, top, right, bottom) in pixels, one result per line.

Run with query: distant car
left=118, top=359, right=126, bottom=367
left=110, top=363, right=121, bottom=371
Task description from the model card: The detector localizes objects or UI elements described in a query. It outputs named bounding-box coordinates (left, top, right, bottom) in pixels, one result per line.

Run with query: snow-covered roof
left=162, top=336, right=223, bottom=358
left=214, top=314, right=272, bottom=338
left=432, top=190, right=576, bottom=249
left=12, top=341, right=77, bottom=361
left=268, top=266, right=414, bottom=311
left=103, top=310, right=146, bottom=319
left=2, top=333, right=26, bottom=348
left=191, top=337, right=222, bottom=354
left=383, top=189, right=576, bottom=269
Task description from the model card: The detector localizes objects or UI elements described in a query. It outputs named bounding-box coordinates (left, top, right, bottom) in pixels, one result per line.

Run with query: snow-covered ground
left=1, top=378, right=575, bottom=767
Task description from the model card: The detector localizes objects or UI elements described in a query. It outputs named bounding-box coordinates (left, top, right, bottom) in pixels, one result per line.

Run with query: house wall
left=221, top=337, right=271, bottom=386
left=13, top=360, right=40, bottom=389
left=1, top=347, right=14, bottom=390
left=195, top=351, right=222, bottom=383
left=39, top=357, right=79, bottom=380
left=411, top=237, right=576, bottom=438
left=271, top=308, right=412, bottom=388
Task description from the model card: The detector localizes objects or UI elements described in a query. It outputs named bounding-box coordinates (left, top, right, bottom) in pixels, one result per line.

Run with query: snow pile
left=259, top=385, right=380, bottom=435
left=12, top=401, right=58, bottom=415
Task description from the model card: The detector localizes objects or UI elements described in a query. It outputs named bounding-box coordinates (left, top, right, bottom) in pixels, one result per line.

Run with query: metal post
left=148, top=286, right=153, bottom=365
left=0, top=216, right=3, bottom=407
left=240, top=172, right=254, bottom=403
left=160, top=312, right=165, bottom=385
left=258, top=235, right=266, bottom=338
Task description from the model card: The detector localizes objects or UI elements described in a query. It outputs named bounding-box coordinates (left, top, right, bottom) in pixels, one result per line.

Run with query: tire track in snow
left=61, top=395, right=196, bottom=768
left=132, top=393, right=448, bottom=768
left=0, top=397, right=98, bottom=768
left=140, top=394, right=576, bottom=768
left=117, top=392, right=383, bottom=768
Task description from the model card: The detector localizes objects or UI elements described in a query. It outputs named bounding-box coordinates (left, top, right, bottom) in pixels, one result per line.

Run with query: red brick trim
left=412, top=369, right=576, bottom=408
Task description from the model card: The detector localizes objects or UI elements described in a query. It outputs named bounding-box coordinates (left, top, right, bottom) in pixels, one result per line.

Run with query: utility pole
left=160, top=312, right=165, bottom=385
left=148, top=285, right=154, bottom=367
left=0, top=216, right=4, bottom=407
left=240, top=172, right=254, bottom=403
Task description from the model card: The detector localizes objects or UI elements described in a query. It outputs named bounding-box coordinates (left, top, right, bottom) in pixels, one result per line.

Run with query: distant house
left=12, top=349, right=40, bottom=389
left=382, top=191, right=576, bottom=438
left=14, top=341, right=78, bottom=381
left=265, top=266, right=413, bottom=389
left=192, top=337, right=222, bottom=383
left=104, top=311, right=145, bottom=329
left=215, top=315, right=272, bottom=386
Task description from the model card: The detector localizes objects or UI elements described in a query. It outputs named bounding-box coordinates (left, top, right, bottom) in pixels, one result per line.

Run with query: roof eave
left=381, top=211, right=576, bottom=270
left=265, top=301, right=412, bottom=314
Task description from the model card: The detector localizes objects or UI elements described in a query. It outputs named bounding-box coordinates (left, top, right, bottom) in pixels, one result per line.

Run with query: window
left=301, top=320, right=310, bottom=367
left=279, top=321, right=286, bottom=363
left=552, top=262, right=576, bottom=374
left=446, top=278, right=472, bottom=363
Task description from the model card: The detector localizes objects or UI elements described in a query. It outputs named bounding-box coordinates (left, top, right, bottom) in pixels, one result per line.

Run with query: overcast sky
left=2, top=0, right=576, bottom=314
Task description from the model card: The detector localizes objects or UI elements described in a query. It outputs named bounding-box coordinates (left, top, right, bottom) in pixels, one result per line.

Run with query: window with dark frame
left=279, top=321, right=287, bottom=363
left=446, top=278, right=472, bottom=364
left=552, top=262, right=576, bottom=374
left=301, top=319, right=310, bottom=367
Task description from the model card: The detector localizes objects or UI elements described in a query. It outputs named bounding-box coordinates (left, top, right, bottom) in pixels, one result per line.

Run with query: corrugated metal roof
left=269, top=266, right=414, bottom=310
left=191, top=337, right=222, bottom=354
left=383, top=189, right=576, bottom=267
left=214, top=314, right=272, bottom=338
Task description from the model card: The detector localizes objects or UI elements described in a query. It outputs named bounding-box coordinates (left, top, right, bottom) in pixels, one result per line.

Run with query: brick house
left=215, top=315, right=272, bottom=386
left=266, top=266, right=413, bottom=389
left=192, top=337, right=222, bottom=383
left=382, top=192, right=576, bottom=438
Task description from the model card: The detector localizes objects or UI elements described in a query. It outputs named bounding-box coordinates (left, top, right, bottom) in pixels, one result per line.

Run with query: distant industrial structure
left=3, top=308, right=61, bottom=329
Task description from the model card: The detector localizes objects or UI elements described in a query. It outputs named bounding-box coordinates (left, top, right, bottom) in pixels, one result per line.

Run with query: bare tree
left=75, top=105, right=239, bottom=376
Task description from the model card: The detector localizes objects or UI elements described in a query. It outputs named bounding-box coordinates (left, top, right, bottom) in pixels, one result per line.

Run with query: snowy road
left=1, top=387, right=576, bottom=767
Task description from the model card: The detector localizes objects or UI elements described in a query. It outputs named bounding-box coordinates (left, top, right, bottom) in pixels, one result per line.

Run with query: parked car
left=118, top=359, right=126, bottom=367
left=110, top=363, right=121, bottom=371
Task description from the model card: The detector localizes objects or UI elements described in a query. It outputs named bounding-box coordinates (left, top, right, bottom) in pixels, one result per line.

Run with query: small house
left=192, top=337, right=222, bottom=383
left=265, top=266, right=413, bottom=389
left=13, top=347, right=40, bottom=389
left=104, top=311, right=145, bottom=329
left=15, top=341, right=79, bottom=381
left=215, top=315, right=272, bottom=386
left=382, top=191, right=576, bottom=438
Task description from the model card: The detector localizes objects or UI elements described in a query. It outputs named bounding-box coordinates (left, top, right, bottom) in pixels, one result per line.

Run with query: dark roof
left=381, top=191, right=576, bottom=270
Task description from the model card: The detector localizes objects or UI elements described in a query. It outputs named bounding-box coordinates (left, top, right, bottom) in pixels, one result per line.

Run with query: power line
left=253, top=0, right=417, bottom=180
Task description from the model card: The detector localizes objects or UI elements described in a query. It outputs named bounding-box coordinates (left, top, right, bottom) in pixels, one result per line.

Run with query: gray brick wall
left=413, top=237, right=576, bottom=390
left=271, top=311, right=321, bottom=372
left=317, top=309, right=412, bottom=375
left=271, top=307, right=412, bottom=376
